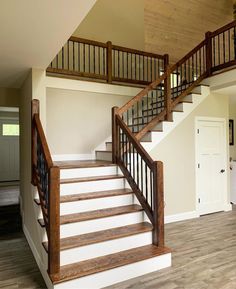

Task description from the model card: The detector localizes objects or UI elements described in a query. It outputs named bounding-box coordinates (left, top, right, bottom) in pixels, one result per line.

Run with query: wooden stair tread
left=60, top=174, right=124, bottom=184
left=53, top=245, right=171, bottom=284
left=43, top=222, right=153, bottom=252
left=38, top=205, right=143, bottom=226
left=34, top=189, right=132, bottom=205
left=54, top=160, right=114, bottom=169
left=61, top=188, right=132, bottom=203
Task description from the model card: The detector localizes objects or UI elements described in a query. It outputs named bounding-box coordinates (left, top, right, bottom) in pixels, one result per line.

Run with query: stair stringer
left=141, top=85, right=210, bottom=152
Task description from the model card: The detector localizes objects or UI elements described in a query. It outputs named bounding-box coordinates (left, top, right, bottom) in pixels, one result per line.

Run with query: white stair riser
left=96, top=151, right=112, bottom=161
left=60, top=232, right=152, bottom=265
left=54, top=253, right=171, bottom=289
left=36, top=194, right=136, bottom=219
left=60, top=166, right=117, bottom=179
left=182, top=93, right=193, bottom=102
left=106, top=142, right=112, bottom=151
left=60, top=211, right=146, bottom=238
left=60, top=178, right=126, bottom=195
left=60, top=194, right=135, bottom=215
left=140, top=132, right=152, bottom=142
left=192, top=86, right=202, bottom=94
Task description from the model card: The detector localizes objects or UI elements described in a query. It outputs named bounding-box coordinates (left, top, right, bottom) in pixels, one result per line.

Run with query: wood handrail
left=112, top=44, right=165, bottom=59
left=210, top=20, right=236, bottom=37
left=69, top=36, right=107, bottom=48
left=31, top=99, right=60, bottom=278
left=34, top=114, right=53, bottom=168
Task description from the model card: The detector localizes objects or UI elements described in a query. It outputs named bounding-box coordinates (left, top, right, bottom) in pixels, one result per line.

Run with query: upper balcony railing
left=46, top=37, right=168, bottom=86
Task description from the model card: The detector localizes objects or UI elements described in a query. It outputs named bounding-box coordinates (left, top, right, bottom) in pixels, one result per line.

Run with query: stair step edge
left=52, top=245, right=171, bottom=284
left=38, top=205, right=143, bottom=227
left=42, top=222, right=153, bottom=252
left=60, top=174, right=124, bottom=184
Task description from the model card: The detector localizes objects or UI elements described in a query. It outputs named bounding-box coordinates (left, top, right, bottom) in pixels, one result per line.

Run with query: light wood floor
left=0, top=207, right=235, bottom=289
left=107, top=206, right=236, bottom=289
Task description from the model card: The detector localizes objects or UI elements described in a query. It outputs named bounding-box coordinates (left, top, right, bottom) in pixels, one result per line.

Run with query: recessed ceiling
left=0, top=0, right=97, bottom=88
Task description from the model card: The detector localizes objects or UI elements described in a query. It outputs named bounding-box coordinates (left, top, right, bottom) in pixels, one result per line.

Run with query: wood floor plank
left=43, top=222, right=153, bottom=252
left=60, top=174, right=124, bottom=184
left=53, top=245, right=171, bottom=283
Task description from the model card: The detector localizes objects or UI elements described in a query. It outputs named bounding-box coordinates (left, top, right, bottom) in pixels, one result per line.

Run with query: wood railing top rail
left=69, top=36, right=107, bottom=48
left=68, top=36, right=165, bottom=59
left=112, top=44, right=165, bottom=59
left=210, top=20, right=236, bottom=37
left=117, top=39, right=207, bottom=116
left=34, top=114, right=53, bottom=168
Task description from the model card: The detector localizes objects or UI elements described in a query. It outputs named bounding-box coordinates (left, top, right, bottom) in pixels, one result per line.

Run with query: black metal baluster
left=145, top=163, right=148, bottom=202
left=83, top=44, right=86, bottom=72
left=223, top=32, right=226, bottom=63
left=73, top=41, right=75, bottom=71
left=93, top=46, right=96, bottom=74
left=98, top=47, right=101, bottom=75
left=68, top=41, right=70, bottom=70
left=78, top=42, right=80, bottom=72
left=62, top=46, right=64, bottom=69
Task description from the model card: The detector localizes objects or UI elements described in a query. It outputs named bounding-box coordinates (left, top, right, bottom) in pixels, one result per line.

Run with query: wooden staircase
left=33, top=157, right=170, bottom=288
left=31, top=20, right=236, bottom=289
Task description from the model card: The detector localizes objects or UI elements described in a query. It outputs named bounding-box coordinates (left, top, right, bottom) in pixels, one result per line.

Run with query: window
left=2, top=124, right=19, bottom=136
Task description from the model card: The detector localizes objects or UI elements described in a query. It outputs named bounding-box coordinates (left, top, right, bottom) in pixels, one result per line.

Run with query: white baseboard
left=224, top=203, right=232, bottom=212
left=52, top=154, right=95, bottom=161
left=165, top=210, right=199, bottom=224
left=23, top=224, right=53, bottom=289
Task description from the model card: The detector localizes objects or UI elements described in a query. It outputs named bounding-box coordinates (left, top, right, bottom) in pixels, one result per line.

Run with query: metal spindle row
left=51, top=40, right=107, bottom=77
left=119, top=127, right=154, bottom=211
left=112, top=50, right=164, bottom=82
left=212, top=27, right=236, bottom=69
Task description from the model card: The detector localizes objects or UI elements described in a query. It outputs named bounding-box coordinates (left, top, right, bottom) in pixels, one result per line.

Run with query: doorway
left=195, top=117, right=227, bottom=215
left=0, top=107, right=21, bottom=234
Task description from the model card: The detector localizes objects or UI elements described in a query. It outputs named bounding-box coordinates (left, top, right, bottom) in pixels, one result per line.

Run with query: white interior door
left=0, top=118, right=19, bottom=182
left=196, top=118, right=227, bottom=215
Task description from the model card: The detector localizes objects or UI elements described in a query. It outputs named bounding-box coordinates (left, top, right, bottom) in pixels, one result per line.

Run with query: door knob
left=220, top=169, right=225, bottom=173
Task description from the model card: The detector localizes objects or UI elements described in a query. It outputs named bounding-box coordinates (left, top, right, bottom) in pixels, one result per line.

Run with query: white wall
left=150, top=92, right=229, bottom=216
left=46, top=79, right=141, bottom=156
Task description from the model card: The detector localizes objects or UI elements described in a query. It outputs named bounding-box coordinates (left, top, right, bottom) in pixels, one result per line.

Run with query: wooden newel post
left=107, top=41, right=112, bottom=83
left=153, top=161, right=164, bottom=247
left=48, top=166, right=60, bottom=276
left=112, top=107, right=119, bottom=164
left=164, top=54, right=172, bottom=121
left=205, top=31, right=212, bottom=77
left=31, top=99, right=40, bottom=185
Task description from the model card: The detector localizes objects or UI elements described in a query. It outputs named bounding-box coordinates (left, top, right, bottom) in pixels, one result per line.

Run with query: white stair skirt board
left=141, top=86, right=210, bottom=152
left=60, top=178, right=127, bottom=195
left=60, top=232, right=153, bottom=266
left=54, top=253, right=172, bottom=289
left=59, top=211, right=146, bottom=238
left=60, top=166, right=118, bottom=179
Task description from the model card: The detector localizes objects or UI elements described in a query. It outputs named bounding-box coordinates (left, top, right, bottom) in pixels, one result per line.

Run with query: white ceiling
left=0, top=0, right=97, bottom=88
